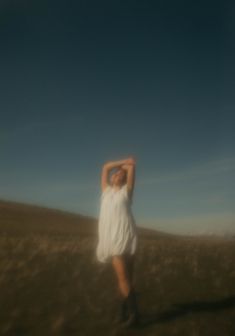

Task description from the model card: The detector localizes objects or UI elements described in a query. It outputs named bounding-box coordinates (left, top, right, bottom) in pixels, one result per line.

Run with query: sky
left=0, top=0, right=235, bottom=235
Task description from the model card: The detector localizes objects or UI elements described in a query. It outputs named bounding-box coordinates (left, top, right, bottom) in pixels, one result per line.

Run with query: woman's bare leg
left=112, top=255, right=131, bottom=297
left=125, top=254, right=135, bottom=289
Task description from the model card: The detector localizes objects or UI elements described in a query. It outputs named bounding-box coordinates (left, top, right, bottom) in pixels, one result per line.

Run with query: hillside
left=0, top=199, right=234, bottom=335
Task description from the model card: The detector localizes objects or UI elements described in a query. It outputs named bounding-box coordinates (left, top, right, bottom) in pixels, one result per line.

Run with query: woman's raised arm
left=104, top=159, right=129, bottom=171
left=121, top=161, right=136, bottom=201
left=100, top=157, right=135, bottom=192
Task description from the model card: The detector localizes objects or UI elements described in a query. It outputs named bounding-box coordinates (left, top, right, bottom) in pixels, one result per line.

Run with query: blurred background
left=0, top=0, right=234, bottom=235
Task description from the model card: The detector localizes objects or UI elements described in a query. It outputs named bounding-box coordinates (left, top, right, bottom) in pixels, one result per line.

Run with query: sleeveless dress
left=96, top=183, right=138, bottom=263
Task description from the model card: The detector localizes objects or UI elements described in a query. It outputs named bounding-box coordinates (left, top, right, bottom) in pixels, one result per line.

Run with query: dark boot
left=121, top=288, right=140, bottom=328
left=113, top=297, right=129, bottom=325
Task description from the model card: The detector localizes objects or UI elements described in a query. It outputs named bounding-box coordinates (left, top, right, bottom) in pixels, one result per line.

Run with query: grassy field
left=0, top=199, right=235, bottom=336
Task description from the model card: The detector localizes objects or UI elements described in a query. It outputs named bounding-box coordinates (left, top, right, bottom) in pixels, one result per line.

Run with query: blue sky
left=0, top=0, right=234, bottom=235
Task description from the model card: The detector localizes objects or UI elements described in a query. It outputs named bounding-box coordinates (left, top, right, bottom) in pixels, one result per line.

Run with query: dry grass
left=0, top=199, right=235, bottom=335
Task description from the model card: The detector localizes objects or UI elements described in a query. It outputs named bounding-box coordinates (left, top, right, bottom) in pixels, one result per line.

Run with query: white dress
left=96, top=183, right=138, bottom=263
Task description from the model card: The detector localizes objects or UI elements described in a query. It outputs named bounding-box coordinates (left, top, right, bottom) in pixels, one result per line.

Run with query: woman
left=96, top=157, right=140, bottom=328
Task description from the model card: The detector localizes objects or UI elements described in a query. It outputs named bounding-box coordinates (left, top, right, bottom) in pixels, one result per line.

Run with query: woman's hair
left=110, top=167, right=127, bottom=185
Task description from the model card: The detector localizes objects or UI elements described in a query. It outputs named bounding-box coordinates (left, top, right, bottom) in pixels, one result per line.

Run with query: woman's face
left=111, top=169, right=126, bottom=186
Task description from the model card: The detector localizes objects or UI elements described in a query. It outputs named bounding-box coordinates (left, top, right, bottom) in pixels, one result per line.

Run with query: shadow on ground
left=139, top=295, right=235, bottom=328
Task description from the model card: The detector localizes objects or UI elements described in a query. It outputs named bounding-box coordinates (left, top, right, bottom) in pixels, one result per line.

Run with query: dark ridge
left=0, top=199, right=231, bottom=242
left=0, top=199, right=172, bottom=238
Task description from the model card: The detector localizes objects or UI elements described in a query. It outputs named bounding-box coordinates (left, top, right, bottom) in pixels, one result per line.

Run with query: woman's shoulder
left=101, top=184, right=111, bottom=195
left=123, top=184, right=133, bottom=204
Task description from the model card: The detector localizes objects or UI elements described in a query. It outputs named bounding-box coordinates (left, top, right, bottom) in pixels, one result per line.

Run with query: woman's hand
left=104, top=156, right=136, bottom=171
left=121, top=164, right=129, bottom=170
left=125, top=156, right=136, bottom=165
left=122, top=157, right=136, bottom=170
